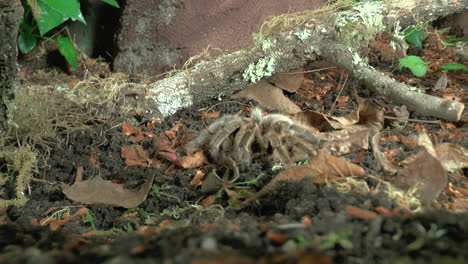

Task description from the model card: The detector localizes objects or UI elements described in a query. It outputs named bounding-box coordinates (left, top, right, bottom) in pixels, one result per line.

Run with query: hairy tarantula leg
left=289, top=124, right=323, bottom=145
left=220, top=156, right=240, bottom=183
left=265, top=132, right=293, bottom=165
left=233, top=123, right=256, bottom=170
left=211, top=135, right=233, bottom=165
left=185, top=115, right=238, bottom=153
left=272, top=145, right=293, bottom=166
left=283, top=135, right=318, bottom=157
left=209, top=117, right=243, bottom=151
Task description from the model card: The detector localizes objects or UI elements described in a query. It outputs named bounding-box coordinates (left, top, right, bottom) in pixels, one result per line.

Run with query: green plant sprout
left=296, top=234, right=309, bottom=248
left=317, top=227, right=353, bottom=251
left=272, top=163, right=283, bottom=171
left=151, top=184, right=181, bottom=203
left=234, top=173, right=265, bottom=187
left=42, top=207, right=71, bottom=225
left=406, top=223, right=446, bottom=251
left=18, top=0, right=120, bottom=69
left=124, top=207, right=156, bottom=218
left=82, top=208, right=97, bottom=230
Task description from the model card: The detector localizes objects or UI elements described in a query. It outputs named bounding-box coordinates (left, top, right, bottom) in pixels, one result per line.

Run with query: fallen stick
left=137, top=0, right=466, bottom=121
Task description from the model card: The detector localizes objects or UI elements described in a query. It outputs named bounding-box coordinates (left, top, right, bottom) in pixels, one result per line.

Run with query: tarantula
left=185, top=108, right=323, bottom=180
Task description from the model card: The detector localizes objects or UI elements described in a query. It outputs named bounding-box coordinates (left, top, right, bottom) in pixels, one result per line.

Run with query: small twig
left=203, top=101, right=250, bottom=113
left=42, top=205, right=87, bottom=216
left=383, top=116, right=442, bottom=124
left=280, top=67, right=337, bottom=74
left=329, top=72, right=348, bottom=114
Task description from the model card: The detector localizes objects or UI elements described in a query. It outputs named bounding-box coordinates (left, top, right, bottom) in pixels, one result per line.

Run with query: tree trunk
left=137, top=0, right=466, bottom=121
left=0, top=0, right=23, bottom=132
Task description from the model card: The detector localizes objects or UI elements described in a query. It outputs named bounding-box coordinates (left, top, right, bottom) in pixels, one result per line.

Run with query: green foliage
left=57, top=36, right=78, bottom=69
left=18, top=0, right=119, bottom=69
left=398, top=56, right=429, bottom=77
left=101, top=0, right=120, bottom=8
left=317, top=227, right=353, bottom=251
left=445, top=36, right=468, bottom=43
left=438, top=63, right=468, bottom=72
left=403, top=26, right=424, bottom=50
left=124, top=207, right=156, bottom=217
left=83, top=209, right=97, bottom=230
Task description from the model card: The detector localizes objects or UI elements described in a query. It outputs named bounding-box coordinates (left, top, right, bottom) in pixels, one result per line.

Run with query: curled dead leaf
left=434, top=143, right=468, bottom=172
left=394, top=133, right=447, bottom=203
left=121, top=145, right=149, bottom=167
left=242, top=152, right=365, bottom=205
left=190, top=170, right=206, bottom=186
left=267, top=69, right=304, bottom=93
left=154, top=134, right=181, bottom=166
left=232, top=80, right=301, bottom=114
left=201, top=111, right=220, bottom=120
left=62, top=175, right=154, bottom=208
left=179, top=150, right=208, bottom=168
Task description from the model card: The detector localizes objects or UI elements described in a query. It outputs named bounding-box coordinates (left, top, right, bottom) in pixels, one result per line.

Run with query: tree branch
left=138, top=0, right=466, bottom=121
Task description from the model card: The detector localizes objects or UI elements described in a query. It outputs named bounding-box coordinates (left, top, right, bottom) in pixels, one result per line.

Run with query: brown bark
left=138, top=0, right=466, bottom=121
left=0, top=0, right=23, bottom=131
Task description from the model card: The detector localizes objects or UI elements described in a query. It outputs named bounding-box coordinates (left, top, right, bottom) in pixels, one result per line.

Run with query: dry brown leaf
left=267, top=69, right=304, bottom=93
left=330, top=100, right=383, bottom=134
left=201, top=111, right=220, bottom=120
left=62, top=175, right=154, bottom=208
left=154, top=134, right=181, bottom=167
left=243, top=153, right=365, bottom=204
left=190, top=170, right=205, bottom=186
left=434, top=72, right=448, bottom=91
left=391, top=105, right=410, bottom=127
left=294, top=100, right=382, bottom=155
left=384, top=148, right=400, bottom=161
left=75, top=166, right=84, bottom=183
left=122, top=123, right=136, bottom=136
left=371, top=133, right=400, bottom=174
left=449, top=198, right=468, bottom=213
left=164, top=130, right=176, bottom=140
left=232, top=80, right=301, bottom=114
left=345, top=206, right=379, bottom=219
left=434, top=143, right=468, bottom=172
left=394, top=133, right=447, bottom=203
left=318, top=126, right=370, bottom=155
left=179, top=150, right=208, bottom=168
left=121, top=145, right=149, bottom=167
left=68, top=78, right=80, bottom=88
left=130, top=133, right=144, bottom=143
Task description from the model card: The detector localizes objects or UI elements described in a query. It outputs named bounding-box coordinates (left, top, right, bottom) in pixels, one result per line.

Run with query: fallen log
left=137, top=0, right=465, bottom=121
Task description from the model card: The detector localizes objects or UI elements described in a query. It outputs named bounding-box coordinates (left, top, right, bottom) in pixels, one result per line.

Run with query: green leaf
left=438, top=64, right=468, bottom=72
left=446, top=36, right=468, bottom=43
left=403, top=26, right=424, bottom=50
left=100, top=0, right=120, bottom=8
left=18, top=31, right=37, bottom=54
left=57, top=37, right=78, bottom=70
left=398, top=56, right=429, bottom=77
left=42, top=0, right=86, bottom=23
left=34, top=0, right=86, bottom=35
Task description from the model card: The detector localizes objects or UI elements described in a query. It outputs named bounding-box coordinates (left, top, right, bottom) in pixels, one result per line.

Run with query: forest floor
left=0, top=26, right=467, bottom=264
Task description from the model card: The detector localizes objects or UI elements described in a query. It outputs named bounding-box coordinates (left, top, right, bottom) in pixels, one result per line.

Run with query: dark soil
left=1, top=19, right=468, bottom=264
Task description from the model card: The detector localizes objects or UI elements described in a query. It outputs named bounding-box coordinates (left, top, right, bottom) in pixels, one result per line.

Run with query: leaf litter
left=4, top=22, right=468, bottom=262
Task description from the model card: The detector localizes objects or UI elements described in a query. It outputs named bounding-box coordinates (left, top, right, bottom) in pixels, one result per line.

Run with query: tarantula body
left=186, top=108, right=323, bottom=178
